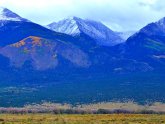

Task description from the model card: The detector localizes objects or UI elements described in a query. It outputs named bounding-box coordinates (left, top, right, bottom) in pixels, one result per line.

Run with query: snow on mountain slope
left=47, top=17, right=124, bottom=46
left=117, top=31, right=136, bottom=40
left=48, top=17, right=80, bottom=36
left=0, top=7, right=28, bottom=22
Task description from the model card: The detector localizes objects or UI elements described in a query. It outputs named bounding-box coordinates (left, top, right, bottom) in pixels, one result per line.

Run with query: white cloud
left=0, top=0, right=165, bottom=31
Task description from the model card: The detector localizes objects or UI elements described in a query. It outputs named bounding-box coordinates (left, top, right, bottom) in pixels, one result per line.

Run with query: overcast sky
left=0, top=0, right=165, bottom=32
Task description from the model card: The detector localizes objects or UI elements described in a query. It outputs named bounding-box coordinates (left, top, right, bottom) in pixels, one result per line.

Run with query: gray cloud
left=0, top=0, right=165, bottom=32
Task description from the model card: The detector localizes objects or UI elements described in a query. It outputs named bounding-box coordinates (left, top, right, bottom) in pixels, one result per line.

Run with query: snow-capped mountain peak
left=48, top=16, right=80, bottom=36
left=48, top=16, right=124, bottom=46
left=0, top=7, right=28, bottom=22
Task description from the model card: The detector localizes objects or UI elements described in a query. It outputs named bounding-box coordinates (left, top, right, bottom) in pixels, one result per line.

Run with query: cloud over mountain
left=1, top=0, right=165, bottom=32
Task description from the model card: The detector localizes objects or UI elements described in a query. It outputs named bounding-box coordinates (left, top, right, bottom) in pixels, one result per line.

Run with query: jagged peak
left=0, top=7, right=29, bottom=22
left=63, top=16, right=103, bottom=26
left=63, top=16, right=82, bottom=21
left=58, top=16, right=82, bottom=26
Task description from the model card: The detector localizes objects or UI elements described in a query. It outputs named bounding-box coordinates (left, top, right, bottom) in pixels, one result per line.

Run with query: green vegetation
left=144, top=38, right=165, bottom=52
left=0, top=71, right=165, bottom=107
left=0, top=114, right=165, bottom=124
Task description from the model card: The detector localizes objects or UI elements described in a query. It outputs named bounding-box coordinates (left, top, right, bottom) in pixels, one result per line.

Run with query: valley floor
left=0, top=114, right=165, bottom=124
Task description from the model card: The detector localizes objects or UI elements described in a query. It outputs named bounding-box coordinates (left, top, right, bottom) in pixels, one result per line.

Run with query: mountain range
left=0, top=7, right=165, bottom=107
left=47, top=16, right=124, bottom=46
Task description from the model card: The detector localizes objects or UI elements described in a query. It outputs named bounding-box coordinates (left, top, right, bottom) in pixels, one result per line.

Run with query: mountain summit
left=0, top=7, right=74, bottom=47
left=124, top=16, right=165, bottom=70
left=0, top=7, right=28, bottom=21
left=127, top=16, right=165, bottom=48
left=47, top=16, right=124, bottom=46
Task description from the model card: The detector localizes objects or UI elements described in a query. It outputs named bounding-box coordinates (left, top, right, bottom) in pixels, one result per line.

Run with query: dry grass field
left=0, top=114, right=165, bottom=124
